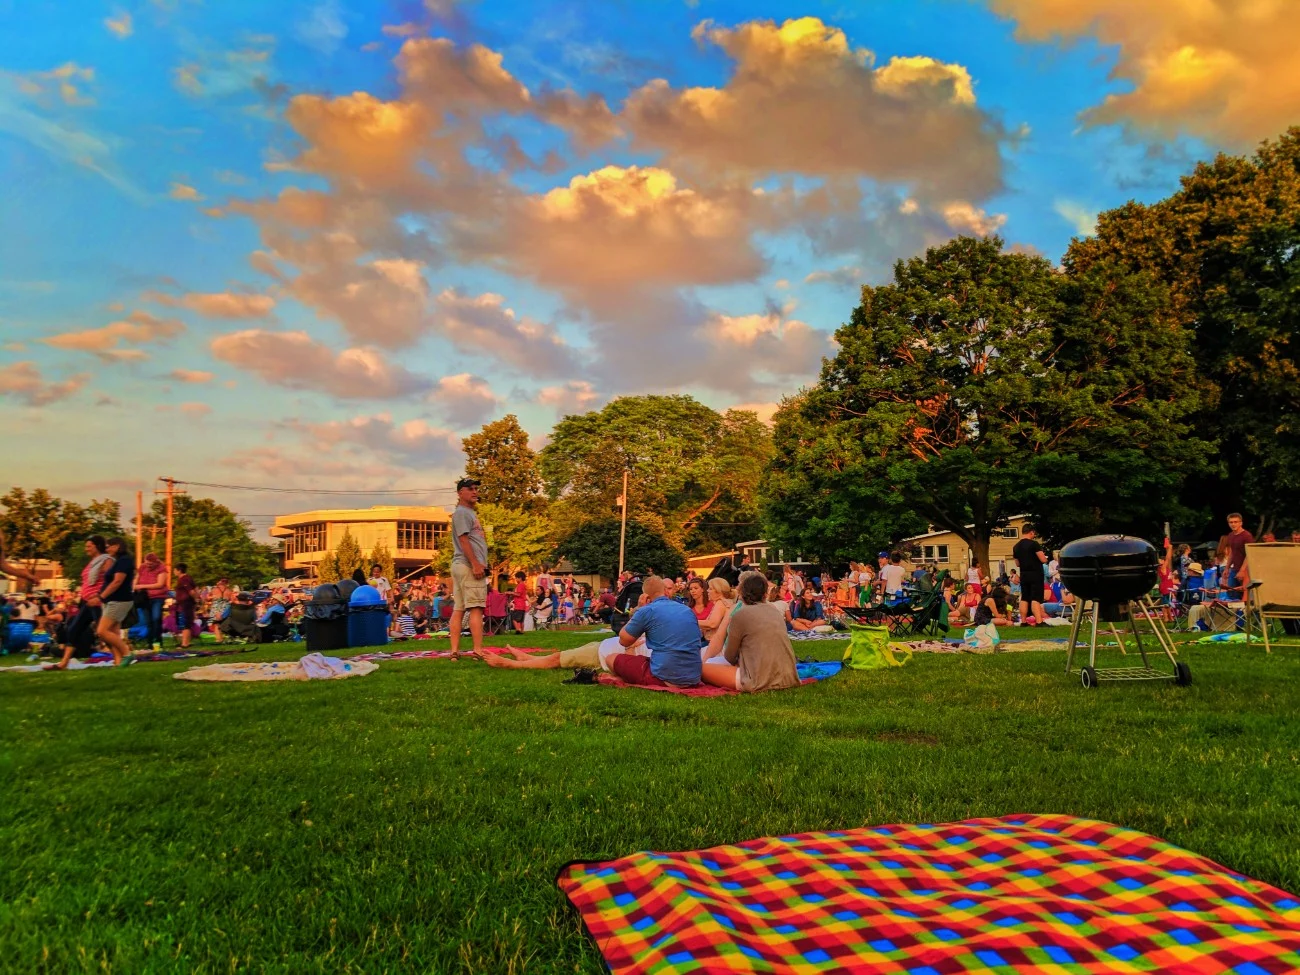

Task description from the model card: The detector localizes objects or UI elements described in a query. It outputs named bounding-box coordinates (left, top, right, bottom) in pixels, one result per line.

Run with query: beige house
left=271, top=506, right=452, bottom=577
left=902, top=514, right=1034, bottom=577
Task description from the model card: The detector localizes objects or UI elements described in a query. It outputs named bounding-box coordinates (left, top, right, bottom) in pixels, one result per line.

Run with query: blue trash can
left=5, top=621, right=34, bottom=652
left=347, top=584, right=389, bottom=649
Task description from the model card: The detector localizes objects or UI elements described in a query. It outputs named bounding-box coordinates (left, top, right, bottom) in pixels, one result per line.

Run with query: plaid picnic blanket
left=595, top=661, right=842, bottom=697
left=557, top=814, right=1300, bottom=974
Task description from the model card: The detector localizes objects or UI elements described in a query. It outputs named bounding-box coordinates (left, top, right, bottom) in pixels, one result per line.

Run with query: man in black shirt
left=95, top=536, right=136, bottom=665
left=1012, top=524, right=1048, bottom=624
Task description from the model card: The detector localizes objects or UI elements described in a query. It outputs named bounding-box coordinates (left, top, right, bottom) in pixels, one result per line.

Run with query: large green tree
left=539, top=396, right=771, bottom=550
left=762, top=236, right=1204, bottom=568
left=476, top=502, right=553, bottom=580
left=1067, top=128, right=1300, bottom=534
left=555, top=519, right=686, bottom=581
left=142, top=496, right=277, bottom=587
left=461, top=415, right=545, bottom=511
left=0, top=488, right=123, bottom=582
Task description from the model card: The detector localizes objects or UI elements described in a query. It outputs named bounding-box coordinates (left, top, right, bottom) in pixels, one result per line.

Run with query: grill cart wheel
left=1081, top=666, right=1099, bottom=690
left=1175, top=661, right=1192, bottom=686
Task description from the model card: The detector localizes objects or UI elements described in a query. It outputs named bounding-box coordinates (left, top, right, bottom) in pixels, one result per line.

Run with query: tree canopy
left=477, top=502, right=553, bottom=579
left=0, top=488, right=123, bottom=582
left=555, top=519, right=686, bottom=581
left=142, top=496, right=278, bottom=587
left=762, top=236, right=1204, bottom=568
left=461, top=415, right=545, bottom=511
left=539, top=395, right=771, bottom=550
left=1067, top=127, right=1300, bottom=535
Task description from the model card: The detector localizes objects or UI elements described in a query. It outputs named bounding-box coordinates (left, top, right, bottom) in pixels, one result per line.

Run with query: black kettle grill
left=1059, top=535, right=1190, bottom=690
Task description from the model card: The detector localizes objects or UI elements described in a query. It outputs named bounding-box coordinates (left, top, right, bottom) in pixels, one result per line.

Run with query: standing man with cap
left=449, top=477, right=488, bottom=658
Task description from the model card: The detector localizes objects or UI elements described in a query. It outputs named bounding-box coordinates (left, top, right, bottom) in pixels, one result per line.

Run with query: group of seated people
left=485, top=571, right=801, bottom=692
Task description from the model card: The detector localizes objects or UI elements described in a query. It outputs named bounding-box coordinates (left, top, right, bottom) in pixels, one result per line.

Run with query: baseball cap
left=455, top=477, right=481, bottom=491
left=878, top=550, right=889, bottom=559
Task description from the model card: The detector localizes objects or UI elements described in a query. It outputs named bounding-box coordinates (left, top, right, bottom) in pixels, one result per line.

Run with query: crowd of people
left=5, top=495, right=1296, bottom=671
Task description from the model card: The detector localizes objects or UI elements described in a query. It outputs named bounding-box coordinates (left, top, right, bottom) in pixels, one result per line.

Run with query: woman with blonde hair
left=699, top=577, right=735, bottom=642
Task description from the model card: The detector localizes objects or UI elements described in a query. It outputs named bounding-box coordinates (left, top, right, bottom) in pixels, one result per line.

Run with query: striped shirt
left=395, top=614, right=416, bottom=638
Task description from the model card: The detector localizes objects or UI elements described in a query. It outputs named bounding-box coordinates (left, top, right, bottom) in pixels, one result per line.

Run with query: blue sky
left=0, top=0, right=1288, bottom=533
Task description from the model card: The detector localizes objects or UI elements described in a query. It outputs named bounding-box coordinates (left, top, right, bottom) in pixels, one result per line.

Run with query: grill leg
left=1088, top=601, right=1100, bottom=669
left=1065, top=601, right=1084, bottom=674
left=1137, top=597, right=1180, bottom=664
left=1125, top=604, right=1152, bottom=670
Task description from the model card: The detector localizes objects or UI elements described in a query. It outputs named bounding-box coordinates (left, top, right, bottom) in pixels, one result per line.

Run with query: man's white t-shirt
left=372, top=576, right=391, bottom=598
left=880, top=564, right=906, bottom=595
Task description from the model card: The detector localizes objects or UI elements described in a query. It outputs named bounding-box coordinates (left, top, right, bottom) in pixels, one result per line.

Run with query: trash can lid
left=336, top=579, right=359, bottom=599
left=349, top=584, right=386, bottom=606
left=311, top=583, right=342, bottom=602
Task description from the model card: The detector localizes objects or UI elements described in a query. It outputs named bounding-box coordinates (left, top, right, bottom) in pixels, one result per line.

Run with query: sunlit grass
left=3, top=632, right=1298, bottom=973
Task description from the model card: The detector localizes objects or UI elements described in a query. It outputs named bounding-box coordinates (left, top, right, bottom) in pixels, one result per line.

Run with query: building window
left=397, top=521, right=446, bottom=551
left=911, top=545, right=924, bottom=560
left=998, top=527, right=1020, bottom=538
left=287, top=523, right=326, bottom=557
left=937, top=545, right=950, bottom=563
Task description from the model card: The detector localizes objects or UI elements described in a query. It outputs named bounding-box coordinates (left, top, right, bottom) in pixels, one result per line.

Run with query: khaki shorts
left=102, top=601, right=134, bottom=625
left=558, top=642, right=601, bottom=669
left=451, top=561, right=487, bottom=610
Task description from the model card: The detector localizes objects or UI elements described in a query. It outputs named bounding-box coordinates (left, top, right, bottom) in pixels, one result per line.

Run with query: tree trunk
left=972, top=534, right=992, bottom=583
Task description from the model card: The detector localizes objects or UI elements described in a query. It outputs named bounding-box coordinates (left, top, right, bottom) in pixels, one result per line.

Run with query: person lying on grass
left=701, top=572, right=800, bottom=692
left=483, top=595, right=651, bottom=671
left=605, top=575, right=703, bottom=688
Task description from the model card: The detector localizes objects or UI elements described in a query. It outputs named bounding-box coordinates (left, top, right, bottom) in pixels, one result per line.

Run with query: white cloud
left=537, top=380, right=602, bottom=415
left=169, top=368, right=214, bottom=383
left=804, top=265, right=862, bottom=287
left=1054, top=200, right=1098, bottom=238
left=295, top=0, right=348, bottom=56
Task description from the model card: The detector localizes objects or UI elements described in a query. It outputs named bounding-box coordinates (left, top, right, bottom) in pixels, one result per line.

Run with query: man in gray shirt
left=449, top=477, right=489, bottom=657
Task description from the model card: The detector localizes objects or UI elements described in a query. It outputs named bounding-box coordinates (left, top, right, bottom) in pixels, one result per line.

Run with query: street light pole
left=617, top=468, right=629, bottom=580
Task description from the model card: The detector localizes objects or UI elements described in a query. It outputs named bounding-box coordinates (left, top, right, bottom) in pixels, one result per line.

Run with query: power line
left=174, top=479, right=458, bottom=496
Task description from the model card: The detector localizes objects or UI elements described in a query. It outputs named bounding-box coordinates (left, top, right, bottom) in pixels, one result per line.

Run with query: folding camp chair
left=1245, top=543, right=1300, bottom=654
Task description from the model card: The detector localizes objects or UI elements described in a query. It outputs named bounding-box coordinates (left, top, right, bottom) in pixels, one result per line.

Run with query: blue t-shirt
left=621, top=596, right=703, bottom=686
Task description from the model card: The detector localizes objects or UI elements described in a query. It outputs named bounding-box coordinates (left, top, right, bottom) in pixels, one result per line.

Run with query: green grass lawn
left=3, top=631, right=1299, bottom=973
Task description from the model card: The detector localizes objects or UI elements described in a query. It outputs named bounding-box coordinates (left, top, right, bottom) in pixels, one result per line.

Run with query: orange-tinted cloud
left=170, top=368, right=214, bottom=383
left=104, top=12, right=133, bottom=39
left=454, top=165, right=771, bottom=307
left=989, top=0, right=1300, bottom=145
left=623, top=17, right=1003, bottom=201
left=0, top=361, right=89, bottom=405
left=43, top=311, right=185, bottom=361
left=285, top=413, right=461, bottom=463
left=209, top=329, right=433, bottom=399
left=149, top=291, right=275, bottom=319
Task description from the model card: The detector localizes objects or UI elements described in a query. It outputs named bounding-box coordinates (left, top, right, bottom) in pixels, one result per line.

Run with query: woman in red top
left=133, top=551, right=169, bottom=649
left=1157, top=538, right=1179, bottom=621
left=510, top=571, right=529, bottom=632
left=53, top=536, right=114, bottom=669
left=686, top=579, right=713, bottom=621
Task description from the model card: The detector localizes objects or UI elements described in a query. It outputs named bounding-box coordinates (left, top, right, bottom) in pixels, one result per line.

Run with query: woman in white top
left=966, top=558, right=985, bottom=589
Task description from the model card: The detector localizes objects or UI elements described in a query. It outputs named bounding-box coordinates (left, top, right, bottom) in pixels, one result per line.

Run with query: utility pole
left=135, top=491, right=143, bottom=565
left=617, top=469, right=629, bottom=580
left=156, top=477, right=185, bottom=583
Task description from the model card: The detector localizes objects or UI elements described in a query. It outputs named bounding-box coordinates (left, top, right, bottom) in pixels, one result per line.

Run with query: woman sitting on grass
left=974, top=585, right=1013, bottom=627
left=701, top=573, right=799, bottom=692
left=686, top=579, right=712, bottom=624
left=697, top=578, right=734, bottom=643
left=789, top=590, right=825, bottom=631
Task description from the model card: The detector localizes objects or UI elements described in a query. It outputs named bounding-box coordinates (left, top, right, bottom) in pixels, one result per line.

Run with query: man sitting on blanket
left=606, top=575, right=702, bottom=687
